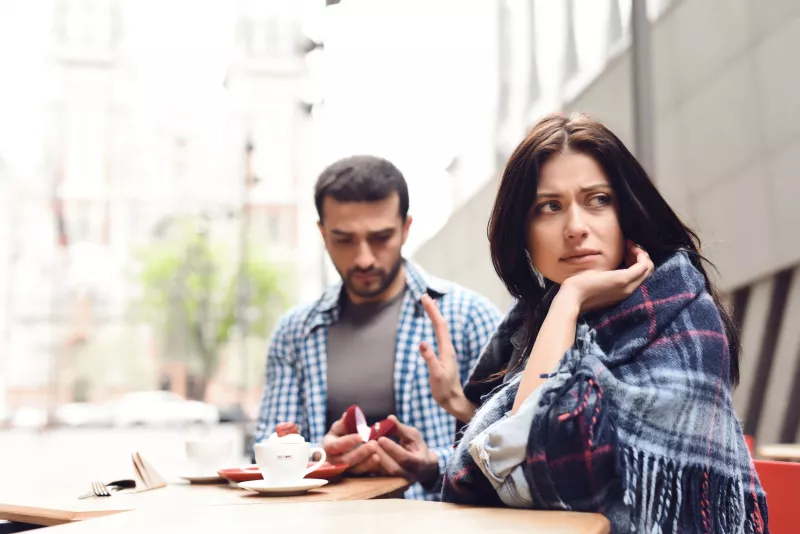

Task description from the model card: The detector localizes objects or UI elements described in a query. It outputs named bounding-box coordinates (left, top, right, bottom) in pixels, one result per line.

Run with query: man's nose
left=354, top=241, right=376, bottom=269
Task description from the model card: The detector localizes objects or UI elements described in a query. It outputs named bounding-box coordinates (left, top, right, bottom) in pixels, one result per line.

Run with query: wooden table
left=39, top=499, right=610, bottom=533
left=0, top=477, right=410, bottom=527
left=757, top=444, right=800, bottom=462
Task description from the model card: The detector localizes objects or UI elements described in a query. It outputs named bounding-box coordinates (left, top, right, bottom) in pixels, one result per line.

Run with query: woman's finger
left=617, top=260, right=648, bottom=285
left=625, top=259, right=653, bottom=293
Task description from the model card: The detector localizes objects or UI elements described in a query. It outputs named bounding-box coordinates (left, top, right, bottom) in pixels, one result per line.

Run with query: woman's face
left=527, top=150, right=624, bottom=284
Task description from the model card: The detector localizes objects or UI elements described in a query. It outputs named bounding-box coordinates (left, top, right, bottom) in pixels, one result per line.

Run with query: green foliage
left=134, top=217, right=286, bottom=394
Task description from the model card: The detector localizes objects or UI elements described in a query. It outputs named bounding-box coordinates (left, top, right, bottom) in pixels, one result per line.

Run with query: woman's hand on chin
left=558, top=241, right=654, bottom=313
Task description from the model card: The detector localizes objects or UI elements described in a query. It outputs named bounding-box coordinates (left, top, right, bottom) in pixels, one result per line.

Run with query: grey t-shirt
left=325, top=288, right=406, bottom=429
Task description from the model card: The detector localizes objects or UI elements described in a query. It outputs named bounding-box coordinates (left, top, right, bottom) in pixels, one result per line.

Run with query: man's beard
left=341, top=256, right=404, bottom=300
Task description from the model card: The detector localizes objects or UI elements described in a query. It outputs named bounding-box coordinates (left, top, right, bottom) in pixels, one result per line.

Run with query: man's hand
left=321, top=415, right=381, bottom=475
left=419, top=295, right=476, bottom=422
left=376, top=416, right=439, bottom=485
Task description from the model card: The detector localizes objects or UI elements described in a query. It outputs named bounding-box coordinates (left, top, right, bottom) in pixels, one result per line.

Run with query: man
left=254, top=155, right=501, bottom=500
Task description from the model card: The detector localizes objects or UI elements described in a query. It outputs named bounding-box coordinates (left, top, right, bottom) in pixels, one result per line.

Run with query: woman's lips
left=560, top=253, right=601, bottom=264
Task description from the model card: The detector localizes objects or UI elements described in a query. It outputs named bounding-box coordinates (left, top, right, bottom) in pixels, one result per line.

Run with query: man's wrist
left=417, top=449, right=441, bottom=486
left=450, top=393, right=476, bottom=423
left=440, top=385, right=461, bottom=410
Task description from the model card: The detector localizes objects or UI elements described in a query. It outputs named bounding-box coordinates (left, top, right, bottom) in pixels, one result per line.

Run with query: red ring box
left=343, top=405, right=397, bottom=442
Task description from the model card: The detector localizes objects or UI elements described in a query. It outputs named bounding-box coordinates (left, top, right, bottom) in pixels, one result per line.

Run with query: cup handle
left=303, top=447, right=327, bottom=477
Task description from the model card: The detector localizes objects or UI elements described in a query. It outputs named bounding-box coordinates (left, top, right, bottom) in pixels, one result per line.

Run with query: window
left=267, top=211, right=282, bottom=246
left=562, top=0, right=579, bottom=85
left=236, top=17, right=254, bottom=53
left=263, top=18, right=280, bottom=54
left=172, top=137, right=189, bottom=183
left=250, top=207, right=295, bottom=249
left=527, top=0, right=540, bottom=106
left=64, top=199, right=105, bottom=244
left=54, top=0, right=120, bottom=48
left=497, top=0, right=512, bottom=123
left=236, top=1, right=300, bottom=60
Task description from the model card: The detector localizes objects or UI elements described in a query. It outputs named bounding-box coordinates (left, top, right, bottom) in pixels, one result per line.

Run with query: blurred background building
left=0, top=0, right=326, bottom=427
left=0, top=0, right=797, bottom=449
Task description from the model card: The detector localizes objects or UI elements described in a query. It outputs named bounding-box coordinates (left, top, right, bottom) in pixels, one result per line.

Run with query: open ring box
left=343, top=405, right=397, bottom=442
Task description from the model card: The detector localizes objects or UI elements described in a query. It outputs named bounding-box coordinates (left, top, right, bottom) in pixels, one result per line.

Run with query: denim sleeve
left=467, top=377, right=550, bottom=507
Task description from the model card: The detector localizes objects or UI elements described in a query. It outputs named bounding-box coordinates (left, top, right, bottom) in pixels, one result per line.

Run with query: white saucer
left=238, top=478, right=328, bottom=495
left=178, top=473, right=225, bottom=483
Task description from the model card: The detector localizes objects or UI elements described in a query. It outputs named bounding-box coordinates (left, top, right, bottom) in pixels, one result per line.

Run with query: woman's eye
left=536, top=201, right=560, bottom=214
left=588, top=194, right=612, bottom=206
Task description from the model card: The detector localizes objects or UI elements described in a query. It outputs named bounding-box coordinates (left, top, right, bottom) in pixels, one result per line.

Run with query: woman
left=419, top=113, right=767, bottom=533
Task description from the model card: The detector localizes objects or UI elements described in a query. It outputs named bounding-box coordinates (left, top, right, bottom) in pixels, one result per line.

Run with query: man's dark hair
left=314, top=155, right=409, bottom=221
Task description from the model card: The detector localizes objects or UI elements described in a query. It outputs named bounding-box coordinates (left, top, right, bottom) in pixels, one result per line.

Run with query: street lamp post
left=237, top=138, right=254, bottom=452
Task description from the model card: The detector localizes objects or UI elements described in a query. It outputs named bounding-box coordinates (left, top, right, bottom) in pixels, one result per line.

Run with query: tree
left=135, top=217, right=286, bottom=400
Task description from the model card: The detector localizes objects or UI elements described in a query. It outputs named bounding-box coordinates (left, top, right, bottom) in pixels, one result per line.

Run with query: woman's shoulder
left=590, top=251, right=722, bottom=342
left=654, top=251, right=724, bottom=329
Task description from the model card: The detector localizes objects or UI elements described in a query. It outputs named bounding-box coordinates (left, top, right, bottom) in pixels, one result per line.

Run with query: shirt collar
left=303, top=259, right=447, bottom=337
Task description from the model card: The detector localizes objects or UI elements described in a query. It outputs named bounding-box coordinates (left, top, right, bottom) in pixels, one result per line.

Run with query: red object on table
left=218, top=463, right=350, bottom=484
left=275, top=422, right=300, bottom=437
left=343, top=405, right=397, bottom=442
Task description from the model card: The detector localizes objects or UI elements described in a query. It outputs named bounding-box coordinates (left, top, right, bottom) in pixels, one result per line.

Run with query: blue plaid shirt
left=254, top=260, right=502, bottom=500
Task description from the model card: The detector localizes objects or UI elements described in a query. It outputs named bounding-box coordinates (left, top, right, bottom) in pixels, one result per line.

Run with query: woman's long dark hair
left=488, top=112, right=740, bottom=387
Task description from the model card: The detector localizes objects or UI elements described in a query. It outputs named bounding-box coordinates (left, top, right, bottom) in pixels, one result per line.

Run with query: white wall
left=415, top=0, right=800, bottom=305
left=0, top=162, right=9, bottom=419
left=566, top=0, right=800, bottom=291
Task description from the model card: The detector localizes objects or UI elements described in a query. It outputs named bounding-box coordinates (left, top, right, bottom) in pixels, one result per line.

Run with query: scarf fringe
left=619, top=447, right=768, bottom=534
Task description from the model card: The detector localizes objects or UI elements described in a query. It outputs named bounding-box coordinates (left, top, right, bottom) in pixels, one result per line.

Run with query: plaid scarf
left=442, top=252, right=768, bottom=534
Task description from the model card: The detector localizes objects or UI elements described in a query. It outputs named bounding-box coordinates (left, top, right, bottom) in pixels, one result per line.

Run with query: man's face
left=318, top=193, right=411, bottom=301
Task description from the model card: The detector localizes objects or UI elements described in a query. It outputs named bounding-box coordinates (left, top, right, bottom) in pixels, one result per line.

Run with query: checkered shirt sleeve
left=253, top=316, right=302, bottom=444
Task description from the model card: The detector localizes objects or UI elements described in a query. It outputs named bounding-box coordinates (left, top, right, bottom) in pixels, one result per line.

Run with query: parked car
left=55, top=402, right=113, bottom=428
left=8, top=407, right=48, bottom=429
left=216, top=403, right=248, bottom=423
left=111, top=391, right=219, bottom=427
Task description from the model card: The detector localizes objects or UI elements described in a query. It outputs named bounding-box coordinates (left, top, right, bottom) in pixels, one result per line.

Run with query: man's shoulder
left=272, top=299, right=325, bottom=339
left=439, top=280, right=498, bottom=313
left=411, top=264, right=501, bottom=321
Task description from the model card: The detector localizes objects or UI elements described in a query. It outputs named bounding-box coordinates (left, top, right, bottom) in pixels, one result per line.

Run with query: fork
left=77, top=478, right=136, bottom=499
left=78, top=481, right=111, bottom=499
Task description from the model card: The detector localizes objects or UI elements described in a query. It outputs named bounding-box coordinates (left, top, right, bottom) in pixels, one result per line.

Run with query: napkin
left=131, top=451, right=167, bottom=491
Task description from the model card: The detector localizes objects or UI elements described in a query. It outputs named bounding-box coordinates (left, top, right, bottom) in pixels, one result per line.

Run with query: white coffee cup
left=185, top=438, right=232, bottom=473
left=253, top=440, right=326, bottom=485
